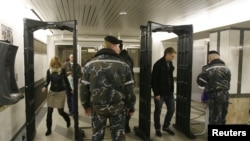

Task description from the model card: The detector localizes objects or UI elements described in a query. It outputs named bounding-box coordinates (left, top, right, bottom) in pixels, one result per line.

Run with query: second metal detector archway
left=135, top=21, right=195, bottom=140
left=23, top=18, right=82, bottom=141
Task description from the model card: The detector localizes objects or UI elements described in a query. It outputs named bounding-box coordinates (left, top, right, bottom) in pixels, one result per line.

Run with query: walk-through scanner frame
left=135, top=21, right=195, bottom=140
left=23, top=18, right=82, bottom=141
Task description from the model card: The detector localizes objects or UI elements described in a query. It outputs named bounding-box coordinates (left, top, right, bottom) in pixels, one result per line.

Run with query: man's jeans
left=154, top=94, right=175, bottom=130
left=65, top=89, right=73, bottom=114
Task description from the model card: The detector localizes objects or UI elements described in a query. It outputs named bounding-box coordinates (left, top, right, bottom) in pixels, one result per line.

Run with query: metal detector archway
left=135, top=21, right=195, bottom=140
left=23, top=18, right=82, bottom=141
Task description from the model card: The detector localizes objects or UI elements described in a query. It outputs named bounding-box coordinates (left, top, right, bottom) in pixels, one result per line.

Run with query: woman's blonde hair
left=50, top=56, right=62, bottom=68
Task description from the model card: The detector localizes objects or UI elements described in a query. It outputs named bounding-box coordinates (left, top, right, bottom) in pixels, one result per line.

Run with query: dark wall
left=34, top=79, right=46, bottom=111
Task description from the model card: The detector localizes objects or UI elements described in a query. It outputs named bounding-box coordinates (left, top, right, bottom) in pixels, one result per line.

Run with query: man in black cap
left=118, top=39, right=135, bottom=133
left=197, top=50, right=231, bottom=125
left=80, top=35, right=136, bottom=141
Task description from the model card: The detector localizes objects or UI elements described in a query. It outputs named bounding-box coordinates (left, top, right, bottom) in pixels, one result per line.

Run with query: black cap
left=208, top=50, right=220, bottom=55
left=118, top=40, right=123, bottom=44
left=104, top=35, right=120, bottom=44
left=118, top=40, right=123, bottom=50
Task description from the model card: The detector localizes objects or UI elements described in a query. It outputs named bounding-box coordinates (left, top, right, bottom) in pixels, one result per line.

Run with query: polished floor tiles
left=16, top=93, right=208, bottom=141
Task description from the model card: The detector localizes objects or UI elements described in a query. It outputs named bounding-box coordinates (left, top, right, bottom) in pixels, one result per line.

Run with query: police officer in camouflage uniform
left=80, top=35, right=136, bottom=141
left=197, top=50, right=231, bottom=125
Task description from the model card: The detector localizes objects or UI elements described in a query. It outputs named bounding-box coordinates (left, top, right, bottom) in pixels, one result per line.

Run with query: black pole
left=72, top=20, right=82, bottom=141
left=23, top=18, right=36, bottom=141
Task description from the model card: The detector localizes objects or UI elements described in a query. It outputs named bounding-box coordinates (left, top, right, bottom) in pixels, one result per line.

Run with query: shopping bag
left=201, top=91, right=208, bottom=102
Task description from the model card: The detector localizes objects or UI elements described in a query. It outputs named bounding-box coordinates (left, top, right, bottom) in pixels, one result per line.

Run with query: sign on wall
left=1, top=24, right=13, bottom=44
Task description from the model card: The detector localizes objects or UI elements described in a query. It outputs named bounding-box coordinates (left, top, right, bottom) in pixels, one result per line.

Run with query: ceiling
left=21, top=0, right=250, bottom=41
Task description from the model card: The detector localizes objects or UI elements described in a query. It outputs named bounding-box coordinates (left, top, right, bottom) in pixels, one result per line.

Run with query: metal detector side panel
left=134, top=25, right=152, bottom=141
left=174, top=27, right=195, bottom=138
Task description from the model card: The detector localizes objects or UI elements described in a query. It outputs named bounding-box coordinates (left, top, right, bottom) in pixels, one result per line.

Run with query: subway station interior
left=0, top=0, right=250, bottom=141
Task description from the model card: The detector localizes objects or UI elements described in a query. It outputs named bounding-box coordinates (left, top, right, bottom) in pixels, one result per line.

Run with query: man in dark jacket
left=80, top=35, right=136, bottom=141
left=197, top=50, right=231, bottom=125
left=119, top=40, right=134, bottom=78
left=63, top=53, right=82, bottom=116
left=151, top=47, right=176, bottom=137
left=118, top=39, right=135, bottom=133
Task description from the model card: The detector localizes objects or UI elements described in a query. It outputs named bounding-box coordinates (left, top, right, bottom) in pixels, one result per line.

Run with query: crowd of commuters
left=41, top=35, right=231, bottom=140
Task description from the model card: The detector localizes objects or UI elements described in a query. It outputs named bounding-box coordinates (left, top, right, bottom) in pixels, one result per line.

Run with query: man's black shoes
left=156, top=130, right=162, bottom=137
left=45, top=129, right=51, bottom=136
left=125, top=126, right=131, bottom=133
left=163, top=128, right=175, bottom=135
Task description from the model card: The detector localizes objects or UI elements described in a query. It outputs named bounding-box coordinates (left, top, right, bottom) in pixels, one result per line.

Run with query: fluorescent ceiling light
left=119, top=11, right=127, bottom=16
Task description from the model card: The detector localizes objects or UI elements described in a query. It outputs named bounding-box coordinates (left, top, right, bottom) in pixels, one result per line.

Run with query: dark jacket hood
left=94, top=48, right=120, bottom=58
left=210, top=58, right=225, bottom=65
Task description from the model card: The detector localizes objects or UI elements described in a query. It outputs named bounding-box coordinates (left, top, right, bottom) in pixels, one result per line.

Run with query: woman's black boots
left=45, top=119, right=52, bottom=136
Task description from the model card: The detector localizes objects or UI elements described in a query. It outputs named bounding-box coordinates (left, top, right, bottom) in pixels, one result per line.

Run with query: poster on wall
left=1, top=24, right=13, bottom=44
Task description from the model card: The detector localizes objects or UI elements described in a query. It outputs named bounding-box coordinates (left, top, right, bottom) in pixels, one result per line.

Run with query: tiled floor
left=16, top=92, right=208, bottom=141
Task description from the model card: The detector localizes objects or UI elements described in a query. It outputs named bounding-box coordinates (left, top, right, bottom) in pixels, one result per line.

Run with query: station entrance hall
left=0, top=0, right=250, bottom=141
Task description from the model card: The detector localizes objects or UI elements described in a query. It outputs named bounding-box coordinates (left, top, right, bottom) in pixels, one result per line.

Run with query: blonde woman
left=41, top=56, right=72, bottom=136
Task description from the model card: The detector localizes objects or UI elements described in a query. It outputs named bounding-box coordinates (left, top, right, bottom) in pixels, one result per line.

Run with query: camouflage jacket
left=80, top=48, right=136, bottom=113
left=197, top=59, right=231, bottom=92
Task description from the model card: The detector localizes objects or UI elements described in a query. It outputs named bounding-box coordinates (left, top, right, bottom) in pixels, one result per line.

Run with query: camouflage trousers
left=91, top=108, right=126, bottom=141
left=208, top=90, right=229, bottom=125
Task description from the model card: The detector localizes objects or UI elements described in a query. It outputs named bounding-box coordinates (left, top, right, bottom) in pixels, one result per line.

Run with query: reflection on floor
left=15, top=92, right=208, bottom=141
